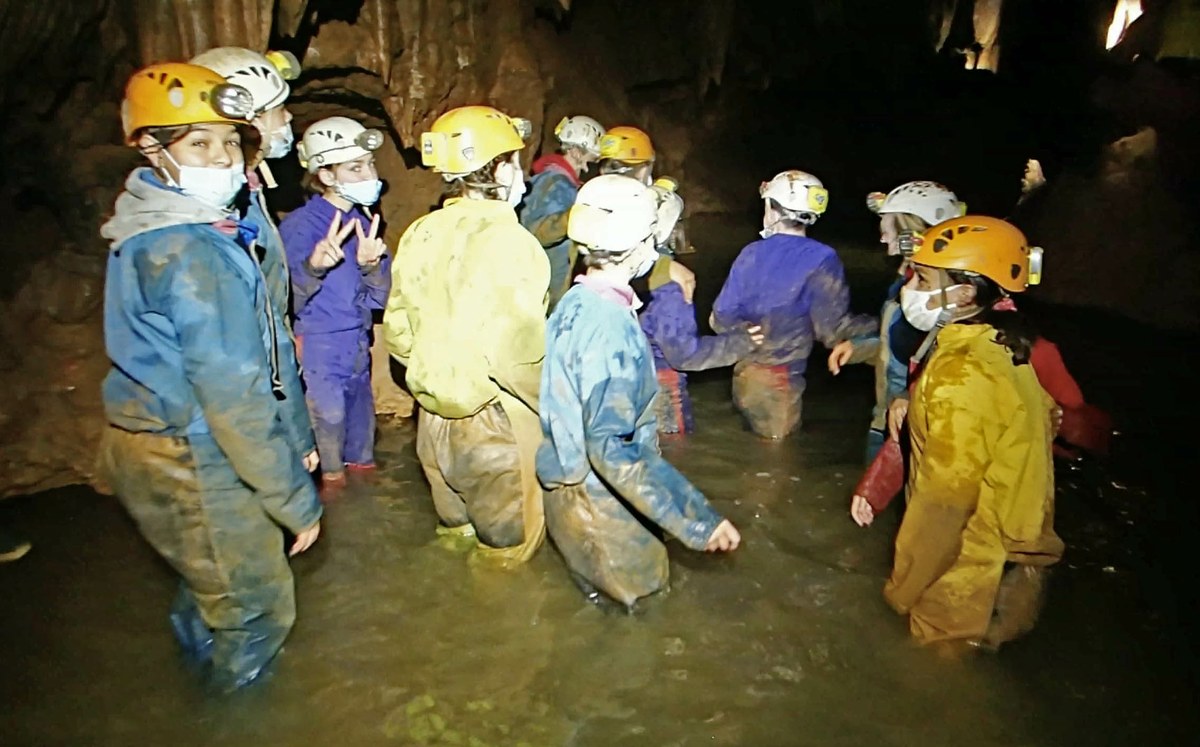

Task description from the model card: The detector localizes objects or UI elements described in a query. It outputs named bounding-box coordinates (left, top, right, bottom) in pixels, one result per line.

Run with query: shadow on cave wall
left=0, top=0, right=1196, bottom=496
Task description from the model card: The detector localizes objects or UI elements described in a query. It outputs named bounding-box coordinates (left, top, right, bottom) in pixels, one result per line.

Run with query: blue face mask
left=263, top=125, right=294, bottom=159
left=336, top=178, right=383, bottom=206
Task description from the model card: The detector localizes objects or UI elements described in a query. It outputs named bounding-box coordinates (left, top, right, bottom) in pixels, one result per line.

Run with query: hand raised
left=309, top=212, right=356, bottom=272
left=356, top=213, right=388, bottom=267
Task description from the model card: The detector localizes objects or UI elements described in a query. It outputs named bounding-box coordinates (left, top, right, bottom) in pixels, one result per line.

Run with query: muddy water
left=1, top=216, right=1195, bottom=746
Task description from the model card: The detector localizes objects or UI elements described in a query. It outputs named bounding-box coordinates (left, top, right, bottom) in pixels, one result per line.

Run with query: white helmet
left=650, top=177, right=685, bottom=247
left=554, top=115, right=605, bottom=158
left=760, top=170, right=829, bottom=224
left=298, top=116, right=385, bottom=172
left=569, top=175, right=658, bottom=255
left=867, top=181, right=964, bottom=226
left=190, top=48, right=300, bottom=116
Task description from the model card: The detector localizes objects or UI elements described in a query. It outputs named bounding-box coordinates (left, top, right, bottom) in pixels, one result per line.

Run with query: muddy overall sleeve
left=361, top=251, right=392, bottom=309
left=805, top=255, right=876, bottom=347
left=154, top=244, right=321, bottom=535
left=581, top=328, right=723, bottom=550
left=280, top=210, right=328, bottom=317
left=643, top=284, right=752, bottom=371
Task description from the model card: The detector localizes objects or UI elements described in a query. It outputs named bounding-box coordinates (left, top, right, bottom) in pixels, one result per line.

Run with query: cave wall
left=0, top=0, right=1194, bottom=496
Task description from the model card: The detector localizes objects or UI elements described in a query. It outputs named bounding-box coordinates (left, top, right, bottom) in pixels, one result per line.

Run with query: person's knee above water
left=519, top=115, right=605, bottom=312
left=711, top=170, right=874, bottom=439
left=639, top=177, right=762, bottom=435
left=827, top=181, right=965, bottom=462
left=875, top=215, right=1063, bottom=649
left=190, top=46, right=318, bottom=477
left=537, top=174, right=741, bottom=608
left=100, top=62, right=322, bottom=690
left=383, top=105, right=550, bottom=560
left=280, top=117, right=391, bottom=487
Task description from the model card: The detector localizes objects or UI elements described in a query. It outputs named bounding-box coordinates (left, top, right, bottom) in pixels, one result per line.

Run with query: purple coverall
left=711, top=233, right=873, bottom=438
left=280, top=196, right=391, bottom=473
left=639, top=282, right=753, bottom=434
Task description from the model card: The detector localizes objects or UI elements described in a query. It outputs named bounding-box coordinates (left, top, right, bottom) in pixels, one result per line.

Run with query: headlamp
left=357, top=128, right=385, bottom=151
left=265, top=50, right=302, bottom=81
left=211, top=83, right=255, bottom=120
left=897, top=230, right=924, bottom=258
left=512, top=117, right=533, bottom=141
left=1027, top=246, right=1044, bottom=286
left=866, top=191, right=886, bottom=213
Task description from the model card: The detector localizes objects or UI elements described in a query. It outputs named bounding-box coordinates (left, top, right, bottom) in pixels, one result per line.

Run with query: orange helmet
left=910, top=215, right=1044, bottom=292
left=120, top=62, right=255, bottom=143
left=598, top=126, right=654, bottom=163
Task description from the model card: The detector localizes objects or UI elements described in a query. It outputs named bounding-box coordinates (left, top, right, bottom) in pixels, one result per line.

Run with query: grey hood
left=100, top=168, right=231, bottom=251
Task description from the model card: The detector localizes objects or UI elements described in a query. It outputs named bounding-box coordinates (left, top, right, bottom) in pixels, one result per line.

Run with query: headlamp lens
left=357, top=128, right=385, bottom=151
left=211, top=83, right=254, bottom=120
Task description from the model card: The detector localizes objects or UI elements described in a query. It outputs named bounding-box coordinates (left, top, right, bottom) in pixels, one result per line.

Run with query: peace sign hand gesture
left=356, top=213, right=387, bottom=267
left=309, top=213, right=356, bottom=272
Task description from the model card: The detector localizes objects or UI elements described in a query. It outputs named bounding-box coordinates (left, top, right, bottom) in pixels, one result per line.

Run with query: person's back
left=518, top=115, right=604, bottom=311
left=384, top=105, right=548, bottom=562
left=537, top=175, right=739, bottom=607
left=390, top=197, right=547, bottom=419
left=714, top=233, right=844, bottom=367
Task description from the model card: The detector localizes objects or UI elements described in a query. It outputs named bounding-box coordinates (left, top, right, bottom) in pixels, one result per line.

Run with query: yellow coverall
left=884, top=323, right=1065, bottom=646
left=383, top=197, right=550, bottom=563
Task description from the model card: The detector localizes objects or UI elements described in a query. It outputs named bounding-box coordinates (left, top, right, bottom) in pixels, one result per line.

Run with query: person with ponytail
left=869, top=216, right=1064, bottom=650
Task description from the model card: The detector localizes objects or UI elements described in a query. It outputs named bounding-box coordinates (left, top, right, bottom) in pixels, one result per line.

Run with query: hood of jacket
left=100, top=168, right=232, bottom=251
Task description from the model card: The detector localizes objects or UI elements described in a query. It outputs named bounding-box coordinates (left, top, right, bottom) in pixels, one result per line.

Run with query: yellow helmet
left=120, top=62, right=255, bottom=143
left=420, top=105, right=531, bottom=177
left=910, top=215, right=1044, bottom=292
left=598, top=126, right=654, bottom=163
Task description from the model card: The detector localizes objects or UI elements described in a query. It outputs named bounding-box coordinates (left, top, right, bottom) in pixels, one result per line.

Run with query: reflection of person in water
left=537, top=175, right=740, bottom=609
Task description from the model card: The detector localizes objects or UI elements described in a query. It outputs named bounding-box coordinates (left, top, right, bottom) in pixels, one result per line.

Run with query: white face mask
left=263, top=125, right=294, bottom=159
left=164, top=151, right=246, bottom=209
left=900, top=284, right=965, bottom=331
left=506, top=163, right=527, bottom=207
left=336, top=178, right=383, bottom=206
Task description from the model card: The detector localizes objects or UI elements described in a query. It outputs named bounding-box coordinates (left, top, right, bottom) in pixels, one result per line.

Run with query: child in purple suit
left=281, top=117, right=391, bottom=487
left=638, top=178, right=761, bottom=434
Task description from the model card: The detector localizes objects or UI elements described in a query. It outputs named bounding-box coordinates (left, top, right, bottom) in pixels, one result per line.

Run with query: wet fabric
left=100, top=428, right=308, bottom=690
left=280, top=195, right=391, bottom=336
left=883, top=323, right=1064, bottom=645
left=538, top=279, right=725, bottom=606
left=384, top=197, right=549, bottom=419
left=655, top=367, right=692, bottom=435
left=416, top=400, right=526, bottom=548
left=244, top=176, right=317, bottom=462
left=385, top=197, right=549, bottom=564
left=520, top=155, right=581, bottom=312
left=712, top=233, right=873, bottom=437
left=640, top=281, right=753, bottom=434
left=299, top=328, right=375, bottom=471
left=731, top=362, right=803, bottom=439
left=101, top=169, right=319, bottom=516
left=281, top=196, right=390, bottom=472
left=100, top=169, right=321, bottom=688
